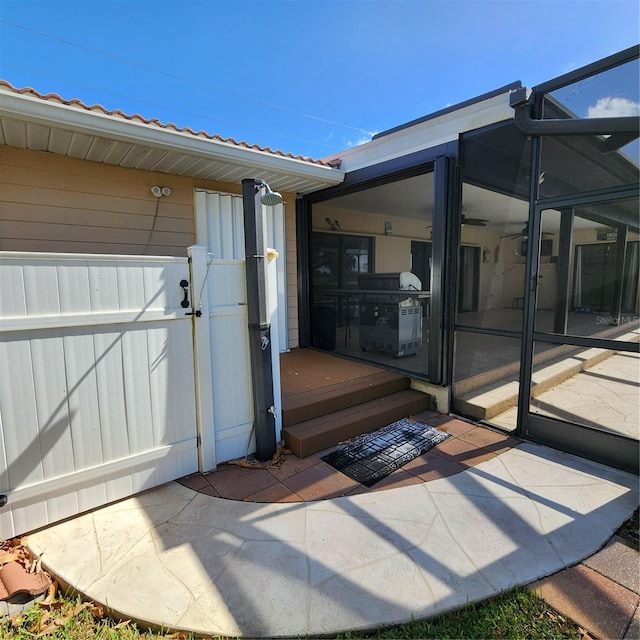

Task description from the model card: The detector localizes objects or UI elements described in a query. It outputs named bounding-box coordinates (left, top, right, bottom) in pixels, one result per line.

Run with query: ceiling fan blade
left=461, top=215, right=488, bottom=227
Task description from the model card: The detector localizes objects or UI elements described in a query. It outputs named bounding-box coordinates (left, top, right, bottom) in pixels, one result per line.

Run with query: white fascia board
left=0, top=89, right=345, bottom=186
left=324, top=91, right=515, bottom=172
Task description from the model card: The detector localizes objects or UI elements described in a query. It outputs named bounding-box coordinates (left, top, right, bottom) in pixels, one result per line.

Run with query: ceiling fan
left=461, top=215, right=488, bottom=227
left=501, top=223, right=555, bottom=240
left=426, top=214, right=488, bottom=231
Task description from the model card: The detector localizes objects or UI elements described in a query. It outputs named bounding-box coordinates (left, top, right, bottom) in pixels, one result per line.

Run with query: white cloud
left=345, top=132, right=377, bottom=148
left=587, top=97, right=640, bottom=118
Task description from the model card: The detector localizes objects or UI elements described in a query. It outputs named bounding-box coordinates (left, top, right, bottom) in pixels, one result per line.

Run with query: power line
left=2, top=62, right=341, bottom=151
left=0, top=19, right=374, bottom=136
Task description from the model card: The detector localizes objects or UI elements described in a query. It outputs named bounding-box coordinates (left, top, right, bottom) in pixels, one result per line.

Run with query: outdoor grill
left=358, top=272, right=423, bottom=357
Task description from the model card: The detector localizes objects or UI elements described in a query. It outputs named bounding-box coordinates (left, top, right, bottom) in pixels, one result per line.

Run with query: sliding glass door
left=311, top=232, right=373, bottom=350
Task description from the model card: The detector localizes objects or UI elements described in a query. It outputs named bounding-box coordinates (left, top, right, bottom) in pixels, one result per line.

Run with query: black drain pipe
left=242, top=178, right=277, bottom=461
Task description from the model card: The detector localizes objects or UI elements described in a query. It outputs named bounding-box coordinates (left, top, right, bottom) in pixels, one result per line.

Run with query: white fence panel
left=194, top=189, right=285, bottom=464
left=207, top=260, right=255, bottom=464
left=0, top=252, right=198, bottom=537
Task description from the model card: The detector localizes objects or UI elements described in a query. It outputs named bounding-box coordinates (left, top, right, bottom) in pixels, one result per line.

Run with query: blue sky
left=0, top=0, right=638, bottom=159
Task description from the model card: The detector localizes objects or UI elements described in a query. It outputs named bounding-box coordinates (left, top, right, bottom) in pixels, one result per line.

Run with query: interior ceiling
left=328, top=174, right=436, bottom=220
left=319, top=174, right=534, bottom=232
left=319, top=176, right=624, bottom=234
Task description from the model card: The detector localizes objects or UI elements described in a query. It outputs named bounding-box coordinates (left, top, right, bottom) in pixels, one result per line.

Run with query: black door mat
left=321, top=418, right=450, bottom=487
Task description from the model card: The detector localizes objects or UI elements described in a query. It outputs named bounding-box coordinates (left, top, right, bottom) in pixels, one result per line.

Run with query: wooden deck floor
left=280, top=348, right=384, bottom=398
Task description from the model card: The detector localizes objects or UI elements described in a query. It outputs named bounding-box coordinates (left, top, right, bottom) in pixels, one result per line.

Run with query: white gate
left=193, top=189, right=283, bottom=465
left=0, top=252, right=199, bottom=537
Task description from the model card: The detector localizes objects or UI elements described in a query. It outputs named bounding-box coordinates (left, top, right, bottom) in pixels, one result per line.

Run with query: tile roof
left=0, top=80, right=341, bottom=168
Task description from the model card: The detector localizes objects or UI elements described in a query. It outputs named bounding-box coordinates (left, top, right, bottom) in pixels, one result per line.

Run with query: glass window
left=342, top=236, right=372, bottom=289
left=539, top=57, right=640, bottom=199
left=411, top=241, right=432, bottom=293
left=311, top=232, right=373, bottom=335
left=458, top=246, right=480, bottom=313
left=311, top=233, right=340, bottom=289
left=311, top=233, right=373, bottom=291
left=544, top=58, right=639, bottom=117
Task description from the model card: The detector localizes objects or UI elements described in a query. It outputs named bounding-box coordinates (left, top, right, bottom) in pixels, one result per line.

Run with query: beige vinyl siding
left=0, top=147, right=235, bottom=256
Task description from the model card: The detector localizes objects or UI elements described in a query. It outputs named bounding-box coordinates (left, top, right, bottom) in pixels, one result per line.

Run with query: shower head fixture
left=255, top=180, right=283, bottom=206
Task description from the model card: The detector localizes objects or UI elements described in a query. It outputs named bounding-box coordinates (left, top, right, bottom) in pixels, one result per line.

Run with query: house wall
left=1, top=146, right=201, bottom=255
left=0, top=146, right=302, bottom=348
left=312, top=203, right=431, bottom=280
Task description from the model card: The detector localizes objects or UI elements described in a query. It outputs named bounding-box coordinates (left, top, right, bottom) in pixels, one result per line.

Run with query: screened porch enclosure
left=452, top=51, right=639, bottom=472
left=302, top=46, right=638, bottom=473
left=453, top=117, right=639, bottom=437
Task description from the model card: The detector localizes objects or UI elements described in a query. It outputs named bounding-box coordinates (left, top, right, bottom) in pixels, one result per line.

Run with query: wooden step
left=282, top=371, right=410, bottom=427
left=282, top=389, right=431, bottom=458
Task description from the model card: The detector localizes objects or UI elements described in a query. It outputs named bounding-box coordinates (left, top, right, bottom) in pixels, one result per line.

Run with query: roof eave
left=0, top=88, right=345, bottom=189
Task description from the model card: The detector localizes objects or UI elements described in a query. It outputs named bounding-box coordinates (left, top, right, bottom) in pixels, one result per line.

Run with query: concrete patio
left=27, top=440, right=638, bottom=638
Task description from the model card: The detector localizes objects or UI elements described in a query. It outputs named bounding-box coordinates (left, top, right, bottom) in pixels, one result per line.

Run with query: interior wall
left=461, top=223, right=640, bottom=315
left=313, top=203, right=431, bottom=284
left=459, top=224, right=564, bottom=312
left=573, top=227, right=640, bottom=245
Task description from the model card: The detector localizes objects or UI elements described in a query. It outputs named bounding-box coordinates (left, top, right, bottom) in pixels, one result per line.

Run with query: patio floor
left=491, top=350, right=640, bottom=438
left=177, top=410, right=520, bottom=503
left=23, top=349, right=639, bottom=638
left=27, top=441, right=638, bottom=638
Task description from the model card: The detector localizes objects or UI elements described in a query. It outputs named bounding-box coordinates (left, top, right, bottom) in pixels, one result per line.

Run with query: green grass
left=338, top=588, right=582, bottom=639
left=1, top=587, right=582, bottom=640
left=0, top=594, right=202, bottom=639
